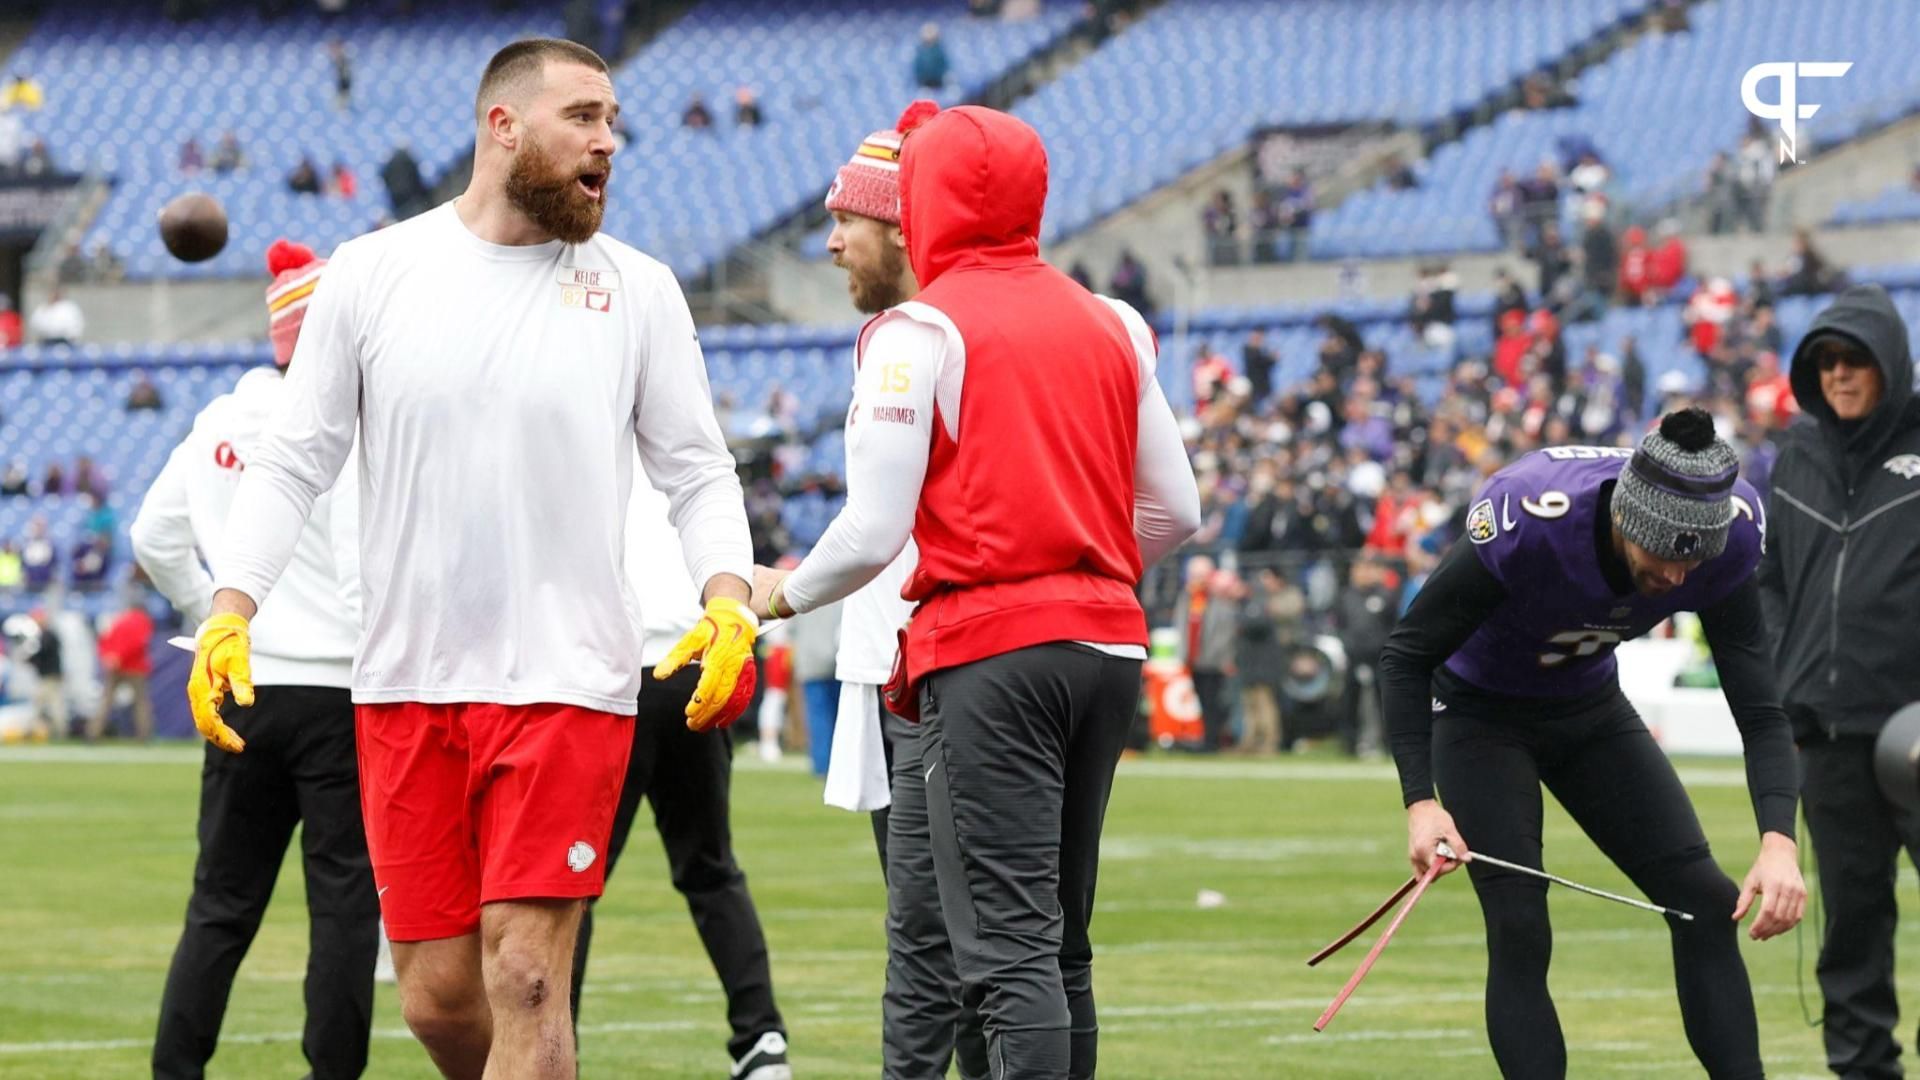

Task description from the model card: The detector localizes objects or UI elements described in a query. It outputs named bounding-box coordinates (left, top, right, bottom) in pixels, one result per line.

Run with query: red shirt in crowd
left=1365, top=491, right=1411, bottom=556
left=1649, top=236, right=1688, bottom=292
left=1746, top=364, right=1799, bottom=428
left=98, top=607, right=154, bottom=677
left=1493, top=309, right=1531, bottom=388
left=1617, top=226, right=1650, bottom=301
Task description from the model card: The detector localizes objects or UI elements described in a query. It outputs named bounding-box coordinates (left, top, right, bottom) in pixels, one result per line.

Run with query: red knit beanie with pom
left=823, top=100, right=940, bottom=224
left=265, top=239, right=326, bottom=369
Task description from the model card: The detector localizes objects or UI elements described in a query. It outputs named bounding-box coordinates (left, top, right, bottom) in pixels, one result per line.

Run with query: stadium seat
left=14, top=0, right=1076, bottom=282
left=1314, top=0, right=1920, bottom=259
left=1017, top=0, right=1650, bottom=243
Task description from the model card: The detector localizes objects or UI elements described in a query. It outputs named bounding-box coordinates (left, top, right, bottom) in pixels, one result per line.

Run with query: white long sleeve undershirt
left=782, top=297, right=1199, bottom=625
left=212, top=204, right=751, bottom=713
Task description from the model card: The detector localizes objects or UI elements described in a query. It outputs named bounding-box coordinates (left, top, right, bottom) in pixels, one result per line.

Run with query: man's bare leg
left=480, top=899, right=584, bottom=1080
left=394, top=934, right=492, bottom=1079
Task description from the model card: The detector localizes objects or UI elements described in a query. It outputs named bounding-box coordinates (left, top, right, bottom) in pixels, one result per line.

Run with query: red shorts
left=355, top=701, right=633, bottom=942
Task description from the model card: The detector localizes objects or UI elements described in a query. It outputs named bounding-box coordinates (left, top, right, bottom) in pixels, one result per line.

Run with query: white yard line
left=1111, top=757, right=1751, bottom=786
left=0, top=984, right=1823, bottom=1056
left=0, top=746, right=205, bottom=764
left=0, top=746, right=1753, bottom=786
left=0, top=1018, right=702, bottom=1055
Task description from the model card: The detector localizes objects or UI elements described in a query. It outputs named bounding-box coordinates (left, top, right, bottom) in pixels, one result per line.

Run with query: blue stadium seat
left=1018, top=0, right=1649, bottom=244
left=1830, top=182, right=1920, bottom=226
left=15, top=0, right=1075, bottom=282
left=1314, top=0, right=1920, bottom=258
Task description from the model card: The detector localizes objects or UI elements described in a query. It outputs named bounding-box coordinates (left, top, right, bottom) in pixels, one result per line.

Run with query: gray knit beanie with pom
left=1614, top=407, right=1740, bottom=561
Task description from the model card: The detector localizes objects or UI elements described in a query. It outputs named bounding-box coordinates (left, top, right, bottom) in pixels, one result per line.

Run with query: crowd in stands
left=6, top=0, right=1906, bottom=752
left=1144, top=226, right=1835, bottom=754
left=0, top=71, right=53, bottom=179
left=1200, top=170, right=1315, bottom=267
left=1068, top=250, right=1153, bottom=317
left=0, top=455, right=121, bottom=597
left=165, top=42, right=427, bottom=217
left=0, top=588, right=154, bottom=742
left=0, top=209, right=1864, bottom=751
left=23, top=290, right=84, bottom=343
left=680, top=85, right=763, bottom=130
left=1702, top=124, right=1782, bottom=234
left=1198, top=56, right=1798, bottom=272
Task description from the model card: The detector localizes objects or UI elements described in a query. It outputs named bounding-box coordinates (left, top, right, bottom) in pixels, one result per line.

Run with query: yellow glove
left=654, top=597, right=759, bottom=732
left=186, top=613, right=254, bottom=753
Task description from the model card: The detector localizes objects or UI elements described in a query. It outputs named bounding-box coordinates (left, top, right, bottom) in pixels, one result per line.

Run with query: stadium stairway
left=693, top=1, right=1171, bottom=324
left=1039, top=0, right=1680, bottom=308
left=607, top=0, right=698, bottom=65
left=1781, top=112, right=1920, bottom=229
left=758, top=0, right=1663, bottom=326
left=1312, top=0, right=1920, bottom=260
left=1204, top=217, right=1920, bottom=309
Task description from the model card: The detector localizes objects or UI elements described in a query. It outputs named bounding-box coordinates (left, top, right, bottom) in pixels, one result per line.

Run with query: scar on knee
left=523, top=977, right=547, bottom=1009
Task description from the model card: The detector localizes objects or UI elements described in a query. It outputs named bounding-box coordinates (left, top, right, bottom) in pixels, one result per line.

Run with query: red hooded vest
left=883, top=105, right=1147, bottom=678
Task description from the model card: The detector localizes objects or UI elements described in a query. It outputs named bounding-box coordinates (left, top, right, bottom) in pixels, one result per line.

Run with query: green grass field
left=0, top=745, right=1892, bottom=1078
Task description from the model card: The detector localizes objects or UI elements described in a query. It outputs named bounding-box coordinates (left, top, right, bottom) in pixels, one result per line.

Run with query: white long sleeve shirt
left=214, top=203, right=752, bottom=715
left=834, top=542, right=915, bottom=686
left=783, top=296, right=1197, bottom=662
left=131, top=367, right=361, bottom=688
left=625, top=458, right=702, bottom=670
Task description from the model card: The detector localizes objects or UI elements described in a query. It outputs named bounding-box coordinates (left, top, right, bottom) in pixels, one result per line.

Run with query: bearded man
left=188, top=38, right=757, bottom=1079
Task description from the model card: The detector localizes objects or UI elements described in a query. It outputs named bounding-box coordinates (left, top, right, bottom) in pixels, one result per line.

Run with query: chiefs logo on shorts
left=566, top=841, right=596, bottom=873
left=1467, top=498, right=1498, bottom=545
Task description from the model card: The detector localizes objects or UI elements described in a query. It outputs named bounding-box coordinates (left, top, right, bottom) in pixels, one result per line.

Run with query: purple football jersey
left=1443, top=447, right=1766, bottom=698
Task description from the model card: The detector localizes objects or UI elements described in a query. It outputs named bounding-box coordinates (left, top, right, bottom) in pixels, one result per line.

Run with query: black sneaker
left=730, top=1031, right=791, bottom=1080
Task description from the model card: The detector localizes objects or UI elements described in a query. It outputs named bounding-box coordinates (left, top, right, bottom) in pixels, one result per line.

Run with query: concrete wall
left=1188, top=220, right=1920, bottom=310
left=29, top=277, right=268, bottom=346
left=765, top=217, right=1920, bottom=329
left=45, top=217, right=1920, bottom=344
left=764, top=247, right=863, bottom=331
left=1772, top=113, right=1920, bottom=229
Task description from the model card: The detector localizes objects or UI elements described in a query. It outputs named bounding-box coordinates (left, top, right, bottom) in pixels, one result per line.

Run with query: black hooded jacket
left=1758, top=284, right=1920, bottom=739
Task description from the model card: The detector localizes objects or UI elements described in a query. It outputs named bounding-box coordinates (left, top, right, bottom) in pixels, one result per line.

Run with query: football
left=157, top=192, right=229, bottom=263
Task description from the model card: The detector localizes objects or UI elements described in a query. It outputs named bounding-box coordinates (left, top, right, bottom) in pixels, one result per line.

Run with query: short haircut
left=475, top=38, right=608, bottom=123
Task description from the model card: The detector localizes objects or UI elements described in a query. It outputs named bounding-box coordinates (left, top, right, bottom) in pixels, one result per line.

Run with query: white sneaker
left=757, top=740, right=782, bottom=764
left=730, top=1031, right=791, bottom=1080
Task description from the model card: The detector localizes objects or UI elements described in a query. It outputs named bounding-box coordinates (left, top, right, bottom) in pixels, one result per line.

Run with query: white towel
left=824, top=682, right=892, bottom=812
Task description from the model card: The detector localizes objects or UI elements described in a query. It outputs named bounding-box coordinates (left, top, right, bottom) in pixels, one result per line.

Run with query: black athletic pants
left=919, top=643, right=1141, bottom=1080
left=1191, top=670, right=1233, bottom=751
left=569, top=667, right=785, bottom=1063
left=1433, top=686, right=1762, bottom=1080
left=870, top=704, right=988, bottom=1080
left=152, top=686, right=378, bottom=1080
left=1800, top=734, right=1920, bottom=1080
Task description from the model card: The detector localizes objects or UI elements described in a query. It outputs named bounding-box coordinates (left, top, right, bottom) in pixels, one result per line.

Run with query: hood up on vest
left=897, top=104, right=1047, bottom=288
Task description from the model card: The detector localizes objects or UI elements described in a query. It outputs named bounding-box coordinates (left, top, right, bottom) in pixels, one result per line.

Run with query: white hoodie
left=132, top=367, right=360, bottom=688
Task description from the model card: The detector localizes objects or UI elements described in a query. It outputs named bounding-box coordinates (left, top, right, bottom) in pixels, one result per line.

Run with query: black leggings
left=1433, top=688, right=1762, bottom=1080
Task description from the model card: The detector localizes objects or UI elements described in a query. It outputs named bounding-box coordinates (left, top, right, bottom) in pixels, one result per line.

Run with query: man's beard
left=844, top=242, right=909, bottom=314
left=504, top=133, right=607, bottom=244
